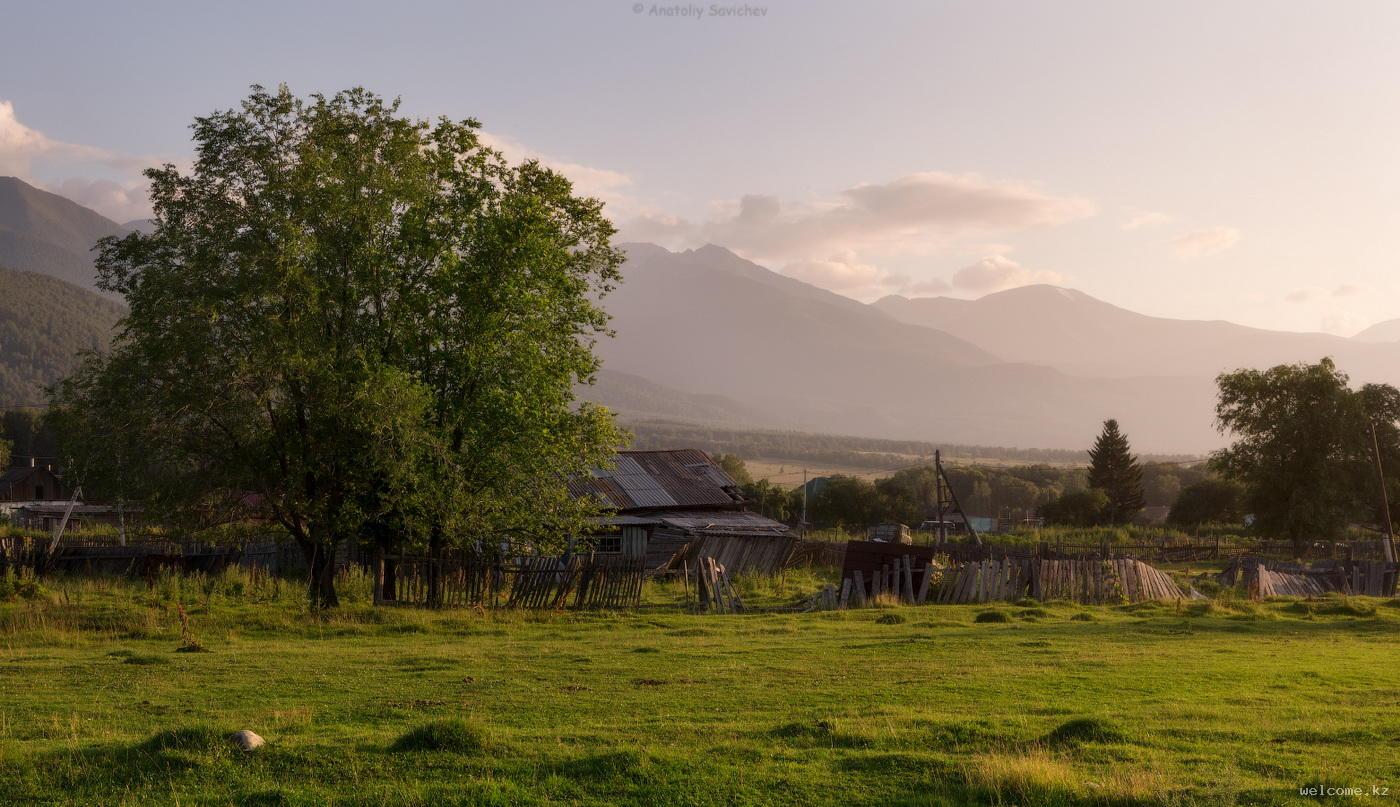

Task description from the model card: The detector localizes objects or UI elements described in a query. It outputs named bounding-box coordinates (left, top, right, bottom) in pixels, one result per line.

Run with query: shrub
left=974, top=610, right=1011, bottom=624
left=390, top=719, right=489, bottom=754
left=141, top=725, right=225, bottom=753
left=875, top=613, right=906, bottom=625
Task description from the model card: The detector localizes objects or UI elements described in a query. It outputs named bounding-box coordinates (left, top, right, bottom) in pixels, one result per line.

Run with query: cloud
left=780, top=255, right=896, bottom=298
left=1286, top=284, right=1363, bottom=305
left=1122, top=208, right=1172, bottom=230
left=52, top=177, right=152, bottom=224
left=1172, top=226, right=1240, bottom=258
left=478, top=131, right=635, bottom=214
left=905, top=277, right=952, bottom=296
left=0, top=99, right=155, bottom=221
left=619, top=171, right=1094, bottom=261
left=1322, top=311, right=1368, bottom=337
left=952, top=255, right=1063, bottom=293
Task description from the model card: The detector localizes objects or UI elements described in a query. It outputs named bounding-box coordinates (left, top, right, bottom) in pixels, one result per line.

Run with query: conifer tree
left=1087, top=419, right=1145, bottom=524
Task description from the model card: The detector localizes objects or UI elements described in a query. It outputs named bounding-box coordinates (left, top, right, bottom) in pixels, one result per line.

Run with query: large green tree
left=51, top=86, right=624, bottom=606
left=1212, top=358, right=1400, bottom=555
left=1087, top=419, right=1145, bottom=524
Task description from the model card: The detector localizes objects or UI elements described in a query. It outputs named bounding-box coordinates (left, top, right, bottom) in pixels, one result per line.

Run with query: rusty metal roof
left=569, top=449, right=746, bottom=513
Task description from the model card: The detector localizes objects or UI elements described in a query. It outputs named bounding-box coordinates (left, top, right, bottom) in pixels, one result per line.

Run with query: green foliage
left=1038, top=489, right=1110, bottom=527
left=1087, top=419, right=1145, bottom=524
left=1213, top=358, right=1400, bottom=553
left=0, top=266, right=124, bottom=409
left=714, top=453, right=753, bottom=485
left=740, top=478, right=800, bottom=522
left=49, top=86, right=625, bottom=606
left=626, top=419, right=1199, bottom=467
left=1169, top=477, right=1246, bottom=526
left=974, top=609, right=1011, bottom=623
left=807, top=475, right=881, bottom=530
left=391, top=719, right=490, bottom=754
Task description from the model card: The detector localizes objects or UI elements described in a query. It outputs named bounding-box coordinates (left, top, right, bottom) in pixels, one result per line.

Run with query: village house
left=568, top=449, right=794, bottom=573
left=0, top=460, right=67, bottom=503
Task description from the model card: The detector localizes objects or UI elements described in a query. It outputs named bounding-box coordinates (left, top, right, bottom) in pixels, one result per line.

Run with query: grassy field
left=2, top=570, right=1398, bottom=805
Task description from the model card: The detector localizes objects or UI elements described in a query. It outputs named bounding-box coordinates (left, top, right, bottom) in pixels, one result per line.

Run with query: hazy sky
left=3, top=0, right=1397, bottom=334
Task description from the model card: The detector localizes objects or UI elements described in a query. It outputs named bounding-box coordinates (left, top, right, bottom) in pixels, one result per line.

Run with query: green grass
left=1, top=574, right=1398, bottom=805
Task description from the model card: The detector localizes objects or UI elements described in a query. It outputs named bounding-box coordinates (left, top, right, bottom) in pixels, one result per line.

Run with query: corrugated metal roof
left=569, top=449, right=745, bottom=513
left=655, top=510, right=790, bottom=534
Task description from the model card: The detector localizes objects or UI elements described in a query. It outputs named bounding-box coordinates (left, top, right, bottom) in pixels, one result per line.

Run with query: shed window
left=591, top=535, right=622, bottom=554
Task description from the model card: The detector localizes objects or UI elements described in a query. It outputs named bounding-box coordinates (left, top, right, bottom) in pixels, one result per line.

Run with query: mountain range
left=2, top=175, right=1396, bottom=453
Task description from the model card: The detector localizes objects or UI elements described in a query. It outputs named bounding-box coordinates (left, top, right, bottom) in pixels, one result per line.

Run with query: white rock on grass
left=230, top=730, right=265, bottom=751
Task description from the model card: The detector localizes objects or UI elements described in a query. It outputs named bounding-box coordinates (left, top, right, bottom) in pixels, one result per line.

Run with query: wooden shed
left=569, top=449, right=794, bottom=573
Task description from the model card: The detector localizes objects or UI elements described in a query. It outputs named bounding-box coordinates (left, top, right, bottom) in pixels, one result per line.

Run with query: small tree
left=1087, top=419, right=1145, bottom=524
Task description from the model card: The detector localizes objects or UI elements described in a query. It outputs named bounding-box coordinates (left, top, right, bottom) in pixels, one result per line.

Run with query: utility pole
left=935, top=450, right=946, bottom=543
left=800, top=468, right=808, bottom=538
left=1369, top=421, right=1397, bottom=563
left=936, top=451, right=981, bottom=546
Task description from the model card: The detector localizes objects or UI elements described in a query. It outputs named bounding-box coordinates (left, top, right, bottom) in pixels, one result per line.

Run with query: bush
left=390, top=719, right=489, bottom=754
left=974, top=610, right=1011, bottom=624
left=874, top=613, right=906, bottom=625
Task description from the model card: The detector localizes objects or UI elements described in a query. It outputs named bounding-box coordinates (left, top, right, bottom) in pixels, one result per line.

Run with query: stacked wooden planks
left=664, top=533, right=796, bottom=577
left=843, top=553, right=941, bottom=607
left=937, top=557, right=1032, bottom=604
left=1251, top=564, right=1329, bottom=598
left=493, top=554, right=646, bottom=610
left=693, top=556, right=743, bottom=613
left=1221, top=558, right=1396, bottom=598
left=571, top=554, right=647, bottom=609
left=940, top=557, right=1183, bottom=605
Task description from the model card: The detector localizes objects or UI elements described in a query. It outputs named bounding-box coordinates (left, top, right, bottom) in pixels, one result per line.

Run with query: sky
left=2, top=0, right=1398, bottom=335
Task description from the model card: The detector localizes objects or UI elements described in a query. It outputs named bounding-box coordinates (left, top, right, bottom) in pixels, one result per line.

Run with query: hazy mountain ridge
left=596, top=244, right=1219, bottom=452
left=874, top=285, right=1400, bottom=384
left=0, top=177, right=1388, bottom=453
left=1353, top=318, right=1400, bottom=344
left=0, top=264, right=126, bottom=407
left=0, top=176, right=129, bottom=294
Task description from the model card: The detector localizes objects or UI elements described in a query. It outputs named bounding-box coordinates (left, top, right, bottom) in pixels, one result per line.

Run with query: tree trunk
left=300, top=540, right=340, bottom=609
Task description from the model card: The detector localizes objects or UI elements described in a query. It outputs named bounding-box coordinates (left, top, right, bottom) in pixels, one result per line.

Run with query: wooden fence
left=380, top=552, right=645, bottom=610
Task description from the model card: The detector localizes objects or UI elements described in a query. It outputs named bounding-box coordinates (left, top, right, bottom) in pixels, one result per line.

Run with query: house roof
left=594, top=510, right=791, bottom=536
left=0, top=466, right=54, bottom=486
left=569, top=449, right=746, bottom=512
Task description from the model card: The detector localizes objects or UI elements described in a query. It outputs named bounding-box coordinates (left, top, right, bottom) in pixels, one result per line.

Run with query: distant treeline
left=624, top=418, right=1201, bottom=469
left=728, top=459, right=1211, bottom=528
